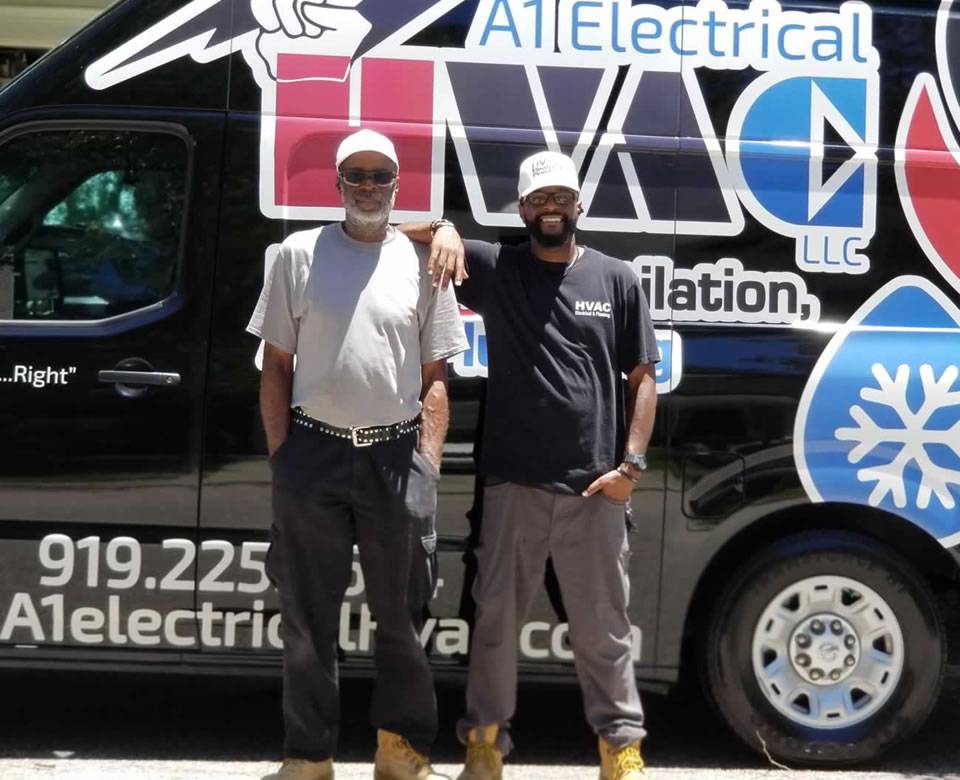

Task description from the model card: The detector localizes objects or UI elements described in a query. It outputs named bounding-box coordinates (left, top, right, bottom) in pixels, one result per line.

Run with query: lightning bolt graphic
left=85, top=0, right=464, bottom=91
left=85, top=0, right=245, bottom=90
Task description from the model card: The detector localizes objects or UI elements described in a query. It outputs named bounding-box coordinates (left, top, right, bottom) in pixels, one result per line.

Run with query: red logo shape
left=274, top=55, right=435, bottom=211
left=896, top=73, right=960, bottom=294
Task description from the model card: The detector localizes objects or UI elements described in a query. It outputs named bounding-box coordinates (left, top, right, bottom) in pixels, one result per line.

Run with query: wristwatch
left=430, top=218, right=456, bottom=234
left=622, top=452, right=647, bottom=472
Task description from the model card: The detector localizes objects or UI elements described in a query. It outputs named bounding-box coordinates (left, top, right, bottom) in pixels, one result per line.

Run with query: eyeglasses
left=339, top=168, right=398, bottom=186
left=522, top=190, right=577, bottom=207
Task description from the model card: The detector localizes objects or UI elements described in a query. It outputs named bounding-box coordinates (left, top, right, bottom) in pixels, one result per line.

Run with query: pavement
left=3, top=758, right=959, bottom=779
left=0, top=671, right=957, bottom=780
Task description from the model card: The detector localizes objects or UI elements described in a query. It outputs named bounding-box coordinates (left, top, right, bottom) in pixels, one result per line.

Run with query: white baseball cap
left=335, top=129, right=399, bottom=170
left=518, top=151, right=580, bottom=199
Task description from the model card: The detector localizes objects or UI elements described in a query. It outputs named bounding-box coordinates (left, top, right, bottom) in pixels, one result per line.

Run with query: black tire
left=702, top=531, right=946, bottom=766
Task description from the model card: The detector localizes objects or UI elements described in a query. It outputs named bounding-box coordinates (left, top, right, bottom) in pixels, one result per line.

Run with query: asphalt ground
left=0, top=670, right=957, bottom=779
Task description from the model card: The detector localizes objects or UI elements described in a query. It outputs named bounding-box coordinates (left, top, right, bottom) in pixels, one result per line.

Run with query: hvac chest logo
left=795, top=277, right=960, bottom=548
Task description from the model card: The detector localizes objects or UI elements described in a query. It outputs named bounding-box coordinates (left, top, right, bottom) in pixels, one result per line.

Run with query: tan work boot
left=374, top=729, right=451, bottom=780
left=456, top=724, right=503, bottom=780
left=260, top=758, right=334, bottom=780
left=598, top=737, right=648, bottom=780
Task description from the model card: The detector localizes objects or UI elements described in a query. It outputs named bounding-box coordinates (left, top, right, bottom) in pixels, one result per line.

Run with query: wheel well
left=680, top=502, right=960, bottom=676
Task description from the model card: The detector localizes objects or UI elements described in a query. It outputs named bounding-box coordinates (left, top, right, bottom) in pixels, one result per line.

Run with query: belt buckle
left=351, top=426, right=374, bottom=447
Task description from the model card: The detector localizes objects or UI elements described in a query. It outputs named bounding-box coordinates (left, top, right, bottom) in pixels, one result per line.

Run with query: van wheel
left=703, top=532, right=945, bottom=766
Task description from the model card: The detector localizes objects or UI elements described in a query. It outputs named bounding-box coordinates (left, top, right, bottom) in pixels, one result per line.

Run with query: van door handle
left=99, top=358, right=180, bottom=399
left=98, top=370, right=181, bottom=387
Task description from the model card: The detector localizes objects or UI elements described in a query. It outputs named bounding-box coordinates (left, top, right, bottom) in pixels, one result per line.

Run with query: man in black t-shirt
left=400, top=151, right=658, bottom=780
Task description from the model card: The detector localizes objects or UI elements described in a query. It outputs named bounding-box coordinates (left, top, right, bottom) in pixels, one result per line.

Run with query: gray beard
left=343, top=192, right=395, bottom=238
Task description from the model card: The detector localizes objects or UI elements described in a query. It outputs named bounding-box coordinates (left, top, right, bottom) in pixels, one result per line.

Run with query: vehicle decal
left=85, top=0, right=881, bottom=258
left=450, top=307, right=486, bottom=379
left=1, top=365, right=77, bottom=388
left=895, top=75, right=960, bottom=297
left=894, top=0, right=960, bottom=296
left=575, top=67, right=744, bottom=236
left=83, top=0, right=449, bottom=91
left=798, top=0, right=960, bottom=546
left=0, top=533, right=640, bottom=659
left=628, top=255, right=820, bottom=325
left=727, top=71, right=879, bottom=275
left=794, top=276, right=960, bottom=548
left=936, top=0, right=960, bottom=132
left=451, top=306, right=683, bottom=395
left=655, top=328, right=683, bottom=395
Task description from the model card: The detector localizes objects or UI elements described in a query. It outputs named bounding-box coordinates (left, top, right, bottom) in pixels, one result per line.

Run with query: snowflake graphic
left=834, top=363, right=960, bottom=510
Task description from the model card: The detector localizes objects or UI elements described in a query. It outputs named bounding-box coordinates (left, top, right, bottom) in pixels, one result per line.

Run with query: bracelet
left=430, top=218, right=456, bottom=234
left=616, top=466, right=638, bottom=483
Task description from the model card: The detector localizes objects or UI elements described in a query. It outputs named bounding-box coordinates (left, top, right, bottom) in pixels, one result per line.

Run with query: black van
left=1, top=0, right=959, bottom=767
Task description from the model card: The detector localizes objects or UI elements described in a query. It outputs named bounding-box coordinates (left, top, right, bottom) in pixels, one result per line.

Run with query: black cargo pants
left=266, top=424, right=440, bottom=761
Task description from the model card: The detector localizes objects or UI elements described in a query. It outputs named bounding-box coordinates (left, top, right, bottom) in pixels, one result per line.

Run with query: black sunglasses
left=339, top=168, right=398, bottom=186
left=522, top=190, right=577, bottom=207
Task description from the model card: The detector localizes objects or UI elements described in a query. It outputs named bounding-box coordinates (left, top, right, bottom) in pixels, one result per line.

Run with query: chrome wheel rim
left=751, top=575, right=904, bottom=729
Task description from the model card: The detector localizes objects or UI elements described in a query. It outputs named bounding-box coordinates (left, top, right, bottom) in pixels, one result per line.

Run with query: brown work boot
left=598, top=737, right=648, bottom=780
left=374, top=729, right=451, bottom=780
left=260, top=758, right=334, bottom=780
left=456, top=724, right=502, bottom=780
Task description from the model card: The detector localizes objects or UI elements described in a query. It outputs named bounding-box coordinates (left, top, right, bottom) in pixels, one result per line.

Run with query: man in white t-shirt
left=248, top=129, right=468, bottom=780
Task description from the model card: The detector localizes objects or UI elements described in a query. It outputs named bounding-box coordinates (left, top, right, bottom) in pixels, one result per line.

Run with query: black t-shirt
left=458, top=240, right=660, bottom=494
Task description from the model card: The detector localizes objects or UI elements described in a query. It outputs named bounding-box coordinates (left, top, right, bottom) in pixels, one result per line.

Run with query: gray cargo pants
left=456, top=482, right=646, bottom=754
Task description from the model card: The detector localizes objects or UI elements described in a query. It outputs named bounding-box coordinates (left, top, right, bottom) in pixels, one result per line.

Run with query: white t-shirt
left=247, top=224, right=468, bottom=428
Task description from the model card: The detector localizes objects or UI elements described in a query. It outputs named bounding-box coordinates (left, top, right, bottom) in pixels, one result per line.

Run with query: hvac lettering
left=574, top=300, right=613, bottom=318
left=85, top=0, right=881, bottom=267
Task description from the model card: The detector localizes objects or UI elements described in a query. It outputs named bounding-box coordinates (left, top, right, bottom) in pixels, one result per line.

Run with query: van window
left=0, top=128, right=187, bottom=322
left=0, top=157, right=38, bottom=207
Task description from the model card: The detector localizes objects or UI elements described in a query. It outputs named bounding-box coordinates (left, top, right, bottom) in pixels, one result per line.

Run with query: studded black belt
left=291, top=407, right=420, bottom=447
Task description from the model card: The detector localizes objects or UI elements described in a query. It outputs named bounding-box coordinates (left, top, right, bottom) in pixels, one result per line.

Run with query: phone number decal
left=36, top=535, right=271, bottom=593
left=0, top=535, right=282, bottom=650
left=0, top=534, right=643, bottom=661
